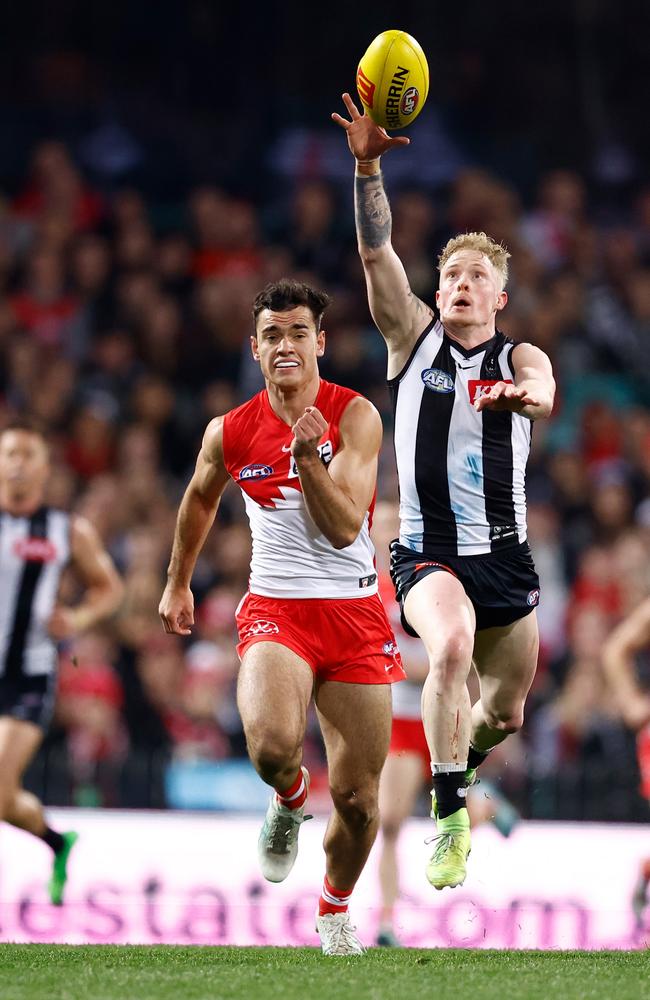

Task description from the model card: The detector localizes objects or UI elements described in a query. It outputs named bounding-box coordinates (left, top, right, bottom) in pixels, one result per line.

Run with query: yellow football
left=356, top=29, right=429, bottom=131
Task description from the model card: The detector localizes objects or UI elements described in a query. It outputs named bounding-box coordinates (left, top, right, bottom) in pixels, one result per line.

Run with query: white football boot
left=316, top=912, right=366, bottom=955
left=257, top=766, right=311, bottom=883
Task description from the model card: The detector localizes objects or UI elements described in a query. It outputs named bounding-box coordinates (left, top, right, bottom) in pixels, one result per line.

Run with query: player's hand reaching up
left=291, top=406, right=328, bottom=461
left=332, top=93, right=410, bottom=162
left=159, top=584, right=195, bottom=636
left=474, top=382, right=540, bottom=415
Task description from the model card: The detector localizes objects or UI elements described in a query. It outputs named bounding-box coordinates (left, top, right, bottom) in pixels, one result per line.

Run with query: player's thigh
left=0, top=717, right=43, bottom=789
left=473, top=611, right=539, bottom=707
left=237, top=641, right=313, bottom=739
left=315, top=680, right=392, bottom=788
left=403, top=570, right=476, bottom=656
left=379, top=752, right=426, bottom=829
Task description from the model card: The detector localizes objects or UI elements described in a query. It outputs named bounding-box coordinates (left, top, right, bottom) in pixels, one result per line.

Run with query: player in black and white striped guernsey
left=334, top=93, right=555, bottom=891
left=0, top=419, right=123, bottom=904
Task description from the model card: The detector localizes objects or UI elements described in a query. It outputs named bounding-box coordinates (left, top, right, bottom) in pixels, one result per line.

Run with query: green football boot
left=426, top=799, right=471, bottom=890
left=464, top=766, right=478, bottom=788
left=48, top=831, right=79, bottom=906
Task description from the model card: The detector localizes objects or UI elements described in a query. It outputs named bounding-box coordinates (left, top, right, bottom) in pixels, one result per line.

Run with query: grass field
left=0, top=945, right=647, bottom=1000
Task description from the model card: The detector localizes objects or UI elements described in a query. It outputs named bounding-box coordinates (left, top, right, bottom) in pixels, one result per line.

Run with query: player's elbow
left=330, top=523, right=362, bottom=549
left=331, top=532, right=357, bottom=550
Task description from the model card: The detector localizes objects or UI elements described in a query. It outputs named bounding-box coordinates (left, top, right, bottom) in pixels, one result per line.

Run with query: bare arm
left=602, top=599, right=650, bottom=731
left=332, top=93, right=433, bottom=367
left=474, top=343, right=556, bottom=421
left=48, top=516, right=124, bottom=639
left=159, top=417, right=231, bottom=635
left=292, top=397, right=382, bottom=550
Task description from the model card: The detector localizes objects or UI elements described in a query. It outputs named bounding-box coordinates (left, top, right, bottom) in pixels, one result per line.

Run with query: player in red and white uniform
left=159, top=278, right=405, bottom=956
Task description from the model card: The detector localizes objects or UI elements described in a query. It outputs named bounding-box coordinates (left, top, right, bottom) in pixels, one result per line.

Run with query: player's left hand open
left=474, top=382, right=539, bottom=414
left=291, top=406, right=328, bottom=460
left=331, top=93, right=410, bottom=162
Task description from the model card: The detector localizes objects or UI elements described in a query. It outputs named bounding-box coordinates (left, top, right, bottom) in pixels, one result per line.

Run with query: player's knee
left=380, top=814, right=401, bottom=841
left=427, top=628, right=473, bottom=684
left=485, top=705, right=523, bottom=734
left=245, top=726, right=302, bottom=777
left=330, top=785, right=378, bottom=831
left=0, top=782, right=18, bottom=820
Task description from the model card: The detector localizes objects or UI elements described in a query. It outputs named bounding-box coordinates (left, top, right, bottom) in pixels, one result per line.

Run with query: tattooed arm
left=332, top=93, right=434, bottom=369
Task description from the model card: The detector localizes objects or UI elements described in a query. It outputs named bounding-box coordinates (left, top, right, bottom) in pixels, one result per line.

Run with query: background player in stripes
left=0, top=419, right=123, bottom=904
left=159, top=279, right=405, bottom=955
left=333, top=95, right=555, bottom=891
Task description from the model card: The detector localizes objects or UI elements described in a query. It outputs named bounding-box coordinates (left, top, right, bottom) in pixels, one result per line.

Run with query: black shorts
left=389, top=539, right=540, bottom=636
left=0, top=674, right=57, bottom=730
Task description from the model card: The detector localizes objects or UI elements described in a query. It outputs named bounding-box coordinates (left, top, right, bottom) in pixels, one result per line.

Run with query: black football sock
left=432, top=772, right=468, bottom=820
left=467, top=745, right=491, bottom=771
left=41, top=827, right=65, bottom=854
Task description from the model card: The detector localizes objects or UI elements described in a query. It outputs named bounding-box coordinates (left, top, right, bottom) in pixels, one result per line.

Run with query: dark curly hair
left=252, top=278, right=331, bottom=331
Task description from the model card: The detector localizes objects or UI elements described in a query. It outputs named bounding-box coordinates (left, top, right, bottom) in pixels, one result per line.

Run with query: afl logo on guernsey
left=422, top=368, right=454, bottom=393
left=239, top=464, right=273, bottom=481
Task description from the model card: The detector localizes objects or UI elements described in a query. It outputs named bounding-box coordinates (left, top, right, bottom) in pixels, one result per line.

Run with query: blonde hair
left=437, top=232, right=511, bottom=290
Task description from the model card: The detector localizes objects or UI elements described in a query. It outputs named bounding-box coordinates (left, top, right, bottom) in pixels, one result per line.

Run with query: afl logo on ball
left=527, top=589, right=540, bottom=607
left=400, top=87, right=419, bottom=116
left=422, top=368, right=455, bottom=393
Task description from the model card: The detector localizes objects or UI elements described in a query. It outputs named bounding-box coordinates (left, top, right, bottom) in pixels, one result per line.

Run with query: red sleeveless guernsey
left=222, top=379, right=377, bottom=599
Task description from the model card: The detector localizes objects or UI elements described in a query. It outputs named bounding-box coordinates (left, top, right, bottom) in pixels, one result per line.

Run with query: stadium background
left=1, top=0, right=650, bottom=949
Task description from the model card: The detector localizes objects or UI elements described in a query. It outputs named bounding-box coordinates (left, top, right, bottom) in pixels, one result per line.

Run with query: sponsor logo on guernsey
left=383, top=640, right=397, bottom=656
left=400, top=86, right=419, bottom=116
left=385, top=65, right=410, bottom=129
left=242, top=619, right=280, bottom=638
left=527, top=588, right=540, bottom=607
left=239, top=464, right=273, bottom=481
left=13, top=538, right=58, bottom=562
left=421, top=368, right=455, bottom=393
left=289, top=440, right=333, bottom=479
left=359, top=573, right=377, bottom=589
left=468, top=379, right=513, bottom=405
left=490, top=524, right=517, bottom=543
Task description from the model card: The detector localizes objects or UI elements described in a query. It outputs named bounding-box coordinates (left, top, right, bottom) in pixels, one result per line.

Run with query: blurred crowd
left=2, top=137, right=650, bottom=819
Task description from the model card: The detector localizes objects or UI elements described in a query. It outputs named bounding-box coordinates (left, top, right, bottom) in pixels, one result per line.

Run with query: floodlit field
left=0, top=944, right=646, bottom=1000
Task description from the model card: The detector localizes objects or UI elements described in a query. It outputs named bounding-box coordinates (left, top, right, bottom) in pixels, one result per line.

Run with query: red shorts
left=236, top=592, right=405, bottom=685
left=389, top=716, right=430, bottom=776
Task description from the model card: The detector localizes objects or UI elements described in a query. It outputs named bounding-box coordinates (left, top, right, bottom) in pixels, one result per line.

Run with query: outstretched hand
left=474, top=382, right=541, bottom=414
left=331, top=92, right=410, bottom=162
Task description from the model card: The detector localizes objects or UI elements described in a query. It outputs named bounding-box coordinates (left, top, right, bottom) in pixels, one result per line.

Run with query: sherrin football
left=356, top=30, right=429, bottom=131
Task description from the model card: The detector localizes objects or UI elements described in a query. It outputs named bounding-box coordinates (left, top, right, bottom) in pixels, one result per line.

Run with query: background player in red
left=159, top=278, right=405, bottom=956
left=333, top=94, right=555, bottom=892
left=0, top=419, right=123, bottom=905
left=601, top=598, right=650, bottom=942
